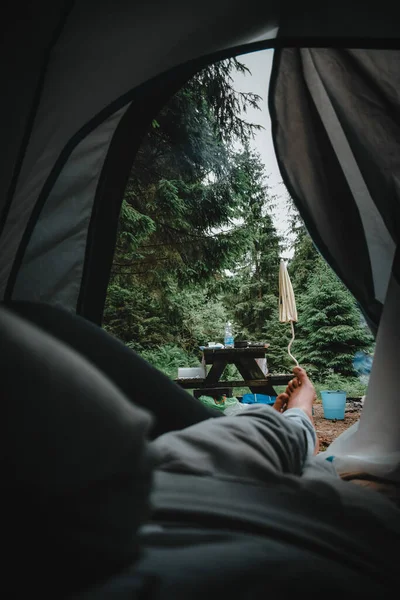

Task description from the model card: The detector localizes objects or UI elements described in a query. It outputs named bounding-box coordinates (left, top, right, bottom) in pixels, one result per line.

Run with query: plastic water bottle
left=224, top=322, right=234, bottom=348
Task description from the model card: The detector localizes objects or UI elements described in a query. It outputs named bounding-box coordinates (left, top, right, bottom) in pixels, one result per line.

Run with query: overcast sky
left=232, top=49, right=292, bottom=255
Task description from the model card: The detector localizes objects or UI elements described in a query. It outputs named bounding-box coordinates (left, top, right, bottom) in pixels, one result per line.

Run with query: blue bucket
left=321, top=390, right=346, bottom=420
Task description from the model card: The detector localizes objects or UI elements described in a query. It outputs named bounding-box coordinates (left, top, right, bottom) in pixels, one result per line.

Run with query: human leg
left=152, top=375, right=318, bottom=482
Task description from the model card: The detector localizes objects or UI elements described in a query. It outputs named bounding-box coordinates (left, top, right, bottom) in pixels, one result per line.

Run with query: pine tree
left=104, top=59, right=263, bottom=351
left=294, top=259, right=374, bottom=376
left=110, top=57, right=263, bottom=291
left=286, top=196, right=320, bottom=294
left=221, top=147, right=292, bottom=373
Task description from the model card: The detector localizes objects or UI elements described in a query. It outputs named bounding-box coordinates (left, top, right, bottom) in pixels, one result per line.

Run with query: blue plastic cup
left=321, top=390, right=346, bottom=420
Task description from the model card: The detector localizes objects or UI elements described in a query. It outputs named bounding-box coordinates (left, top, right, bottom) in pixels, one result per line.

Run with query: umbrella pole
left=288, top=320, right=299, bottom=367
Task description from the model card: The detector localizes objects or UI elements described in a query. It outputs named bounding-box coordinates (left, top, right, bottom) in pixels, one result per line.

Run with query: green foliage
left=177, top=290, right=228, bottom=349
left=138, top=345, right=200, bottom=380
left=106, top=59, right=264, bottom=296
left=313, top=373, right=368, bottom=400
left=104, top=59, right=270, bottom=360
left=161, top=286, right=229, bottom=352
left=289, top=234, right=320, bottom=294
left=294, top=259, right=374, bottom=377
left=186, top=58, right=262, bottom=145
left=103, top=282, right=168, bottom=349
left=105, top=281, right=229, bottom=354
left=265, top=319, right=294, bottom=373
left=221, top=147, right=290, bottom=373
left=286, top=196, right=320, bottom=294
left=115, top=200, right=156, bottom=263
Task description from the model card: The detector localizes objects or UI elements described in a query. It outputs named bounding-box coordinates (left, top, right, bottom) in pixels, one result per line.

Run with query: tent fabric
left=321, top=270, right=400, bottom=481
left=269, top=48, right=400, bottom=331
left=0, top=0, right=71, bottom=224
left=11, top=105, right=129, bottom=308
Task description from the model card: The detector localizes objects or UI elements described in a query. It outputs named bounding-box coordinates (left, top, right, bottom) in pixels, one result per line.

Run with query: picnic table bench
left=175, top=346, right=293, bottom=399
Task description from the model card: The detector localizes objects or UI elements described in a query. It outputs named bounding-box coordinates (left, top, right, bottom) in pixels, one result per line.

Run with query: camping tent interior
left=1, top=0, right=400, bottom=588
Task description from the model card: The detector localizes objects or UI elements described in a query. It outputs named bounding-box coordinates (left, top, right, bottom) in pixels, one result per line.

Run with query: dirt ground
left=314, top=400, right=363, bottom=452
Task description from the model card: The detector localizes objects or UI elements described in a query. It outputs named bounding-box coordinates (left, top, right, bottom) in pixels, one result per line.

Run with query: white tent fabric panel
left=12, top=105, right=129, bottom=310
left=323, top=270, right=400, bottom=481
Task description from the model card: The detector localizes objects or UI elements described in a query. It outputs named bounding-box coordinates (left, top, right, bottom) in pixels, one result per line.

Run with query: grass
left=273, top=371, right=367, bottom=401
left=313, top=374, right=367, bottom=400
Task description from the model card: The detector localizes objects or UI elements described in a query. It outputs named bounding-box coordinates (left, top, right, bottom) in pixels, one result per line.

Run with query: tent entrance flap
left=269, top=48, right=400, bottom=333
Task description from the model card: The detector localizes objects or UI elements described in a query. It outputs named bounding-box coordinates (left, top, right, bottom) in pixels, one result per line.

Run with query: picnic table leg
left=204, top=359, right=228, bottom=385
left=195, top=359, right=233, bottom=399
left=234, top=358, right=277, bottom=397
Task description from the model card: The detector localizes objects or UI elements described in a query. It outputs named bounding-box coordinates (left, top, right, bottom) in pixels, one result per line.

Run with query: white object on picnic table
left=178, top=367, right=206, bottom=379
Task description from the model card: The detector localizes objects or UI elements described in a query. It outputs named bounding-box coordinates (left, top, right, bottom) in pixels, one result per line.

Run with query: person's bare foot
left=285, top=367, right=316, bottom=421
left=273, top=367, right=319, bottom=453
left=273, top=369, right=304, bottom=413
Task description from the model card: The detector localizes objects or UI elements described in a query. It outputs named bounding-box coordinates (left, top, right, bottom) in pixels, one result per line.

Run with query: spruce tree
left=295, top=259, right=374, bottom=376
left=223, top=147, right=291, bottom=372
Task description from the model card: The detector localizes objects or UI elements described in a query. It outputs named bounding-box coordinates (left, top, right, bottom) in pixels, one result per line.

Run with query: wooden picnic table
left=175, top=346, right=292, bottom=399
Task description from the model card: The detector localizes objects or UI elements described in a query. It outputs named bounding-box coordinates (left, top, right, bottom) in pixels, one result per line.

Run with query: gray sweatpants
left=148, top=403, right=400, bottom=591
left=151, top=401, right=400, bottom=530
left=151, top=404, right=333, bottom=482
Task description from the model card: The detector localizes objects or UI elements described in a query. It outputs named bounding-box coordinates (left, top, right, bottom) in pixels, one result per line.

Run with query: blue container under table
left=321, top=390, right=346, bottom=420
left=242, top=393, right=276, bottom=406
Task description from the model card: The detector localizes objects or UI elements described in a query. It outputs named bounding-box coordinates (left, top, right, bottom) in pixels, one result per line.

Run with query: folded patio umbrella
left=279, top=259, right=299, bottom=366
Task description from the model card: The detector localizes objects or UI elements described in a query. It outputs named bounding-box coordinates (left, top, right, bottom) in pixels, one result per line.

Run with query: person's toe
left=293, top=367, right=316, bottom=399
left=293, top=366, right=308, bottom=385
left=273, top=392, right=289, bottom=413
